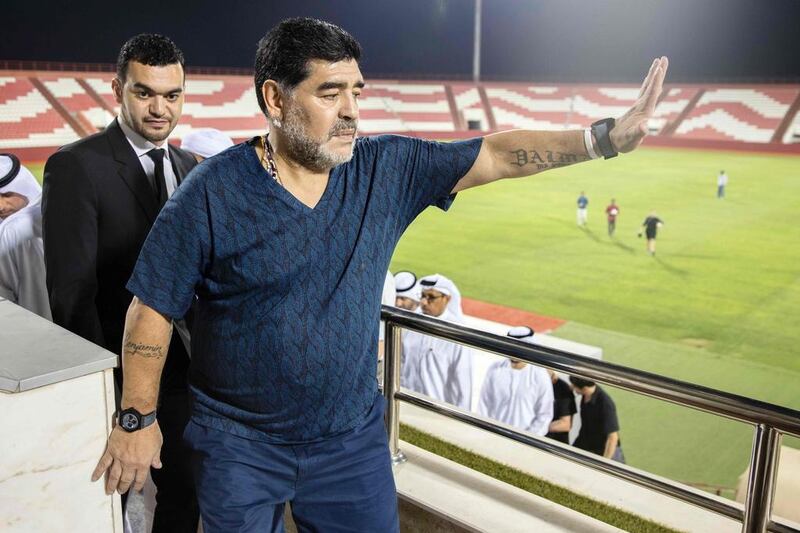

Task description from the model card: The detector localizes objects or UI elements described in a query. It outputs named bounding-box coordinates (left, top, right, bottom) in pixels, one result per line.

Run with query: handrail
left=381, top=305, right=800, bottom=533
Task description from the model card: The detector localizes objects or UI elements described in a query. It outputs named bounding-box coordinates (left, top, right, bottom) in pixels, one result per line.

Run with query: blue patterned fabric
left=127, top=134, right=482, bottom=443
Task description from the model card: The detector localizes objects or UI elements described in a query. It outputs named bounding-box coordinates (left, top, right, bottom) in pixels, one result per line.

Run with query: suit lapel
left=106, top=119, right=159, bottom=222
left=168, top=144, right=194, bottom=185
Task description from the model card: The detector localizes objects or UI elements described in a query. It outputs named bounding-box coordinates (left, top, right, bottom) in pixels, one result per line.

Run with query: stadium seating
left=648, top=87, right=699, bottom=134
left=673, top=87, right=799, bottom=143
left=82, top=74, right=120, bottom=116
left=451, top=84, right=485, bottom=130
left=358, top=83, right=454, bottom=133
left=783, top=109, right=800, bottom=144
left=39, top=74, right=114, bottom=132
left=485, top=84, right=584, bottom=130
left=174, top=77, right=266, bottom=139
left=1, top=69, right=799, bottom=157
left=0, top=76, right=80, bottom=149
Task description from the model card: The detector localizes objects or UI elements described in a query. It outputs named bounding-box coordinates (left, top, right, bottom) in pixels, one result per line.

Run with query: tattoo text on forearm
left=509, top=149, right=589, bottom=170
left=124, top=335, right=166, bottom=359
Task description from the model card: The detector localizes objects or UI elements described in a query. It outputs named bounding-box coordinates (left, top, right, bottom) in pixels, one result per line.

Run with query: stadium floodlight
left=473, top=0, right=482, bottom=82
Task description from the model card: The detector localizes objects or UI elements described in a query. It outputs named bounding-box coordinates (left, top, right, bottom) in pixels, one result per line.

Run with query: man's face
left=395, top=296, right=419, bottom=311
left=0, top=192, right=29, bottom=219
left=277, top=59, right=362, bottom=171
left=420, top=290, right=450, bottom=317
left=113, top=61, right=184, bottom=145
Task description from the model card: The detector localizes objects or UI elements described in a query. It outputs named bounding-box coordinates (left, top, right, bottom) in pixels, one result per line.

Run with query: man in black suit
left=42, top=34, right=199, bottom=532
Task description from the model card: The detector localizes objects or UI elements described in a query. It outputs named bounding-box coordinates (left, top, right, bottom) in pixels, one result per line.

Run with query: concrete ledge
left=395, top=442, right=623, bottom=533
left=401, top=402, right=742, bottom=533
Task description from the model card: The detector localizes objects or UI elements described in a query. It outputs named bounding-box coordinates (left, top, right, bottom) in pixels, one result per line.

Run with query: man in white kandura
left=0, top=154, right=50, bottom=320
left=394, top=270, right=420, bottom=312
left=401, top=274, right=473, bottom=410
left=478, top=326, right=554, bottom=436
left=180, top=128, right=234, bottom=163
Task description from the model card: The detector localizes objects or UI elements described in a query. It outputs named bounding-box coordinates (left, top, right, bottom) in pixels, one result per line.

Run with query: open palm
left=611, top=57, right=669, bottom=154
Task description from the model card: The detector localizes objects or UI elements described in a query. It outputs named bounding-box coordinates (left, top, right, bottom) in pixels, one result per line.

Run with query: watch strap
left=591, top=118, right=618, bottom=159
left=140, top=410, right=158, bottom=429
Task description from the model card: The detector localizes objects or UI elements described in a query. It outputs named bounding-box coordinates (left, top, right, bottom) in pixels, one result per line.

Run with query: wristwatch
left=590, top=118, right=618, bottom=159
left=118, top=407, right=157, bottom=432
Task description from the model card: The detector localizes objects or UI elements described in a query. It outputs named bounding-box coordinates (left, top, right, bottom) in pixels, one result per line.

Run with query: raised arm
left=91, top=297, right=173, bottom=495
left=454, top=57, right=668, bottom=193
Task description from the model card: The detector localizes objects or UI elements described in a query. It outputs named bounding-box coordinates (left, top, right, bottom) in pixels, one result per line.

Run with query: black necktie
left=147, top=148, right=168, bottom=208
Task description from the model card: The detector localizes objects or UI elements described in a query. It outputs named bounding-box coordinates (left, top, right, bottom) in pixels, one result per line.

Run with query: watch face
left=121, top=412, right=139, bottom=431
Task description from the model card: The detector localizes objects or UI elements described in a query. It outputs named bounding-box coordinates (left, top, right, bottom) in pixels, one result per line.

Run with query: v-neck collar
left=246, top=138, right=338, bottom=213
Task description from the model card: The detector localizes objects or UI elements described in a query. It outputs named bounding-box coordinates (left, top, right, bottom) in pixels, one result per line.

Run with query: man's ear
left=111, top=77, right=123, bottom=105
left=262, top=80, right=286, bottom=124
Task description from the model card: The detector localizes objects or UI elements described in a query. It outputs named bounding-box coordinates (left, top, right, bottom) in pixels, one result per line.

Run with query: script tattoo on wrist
left=124, top=333, right=165, bottom=359
left=509, top=149, right=589, bottom=170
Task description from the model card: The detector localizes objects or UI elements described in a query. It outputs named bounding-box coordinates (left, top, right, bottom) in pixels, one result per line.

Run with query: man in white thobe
left=478, top=326, right=554, bottom=436
left=393, top=270, right=420, bottom=312
left=180, top=128, right=234, bottom=163
left=377, top=270, right=396, bottom=380
left=401, top=274, right=473, bottom=410
left=0, top=154, right=50, bottom=320
left=0, top=154, right=41, bottom=220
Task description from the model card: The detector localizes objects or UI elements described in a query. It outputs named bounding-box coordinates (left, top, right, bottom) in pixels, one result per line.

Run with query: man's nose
left=150, top=96, right=166, bottom=116
left=339, top=94, right=358, bottom=122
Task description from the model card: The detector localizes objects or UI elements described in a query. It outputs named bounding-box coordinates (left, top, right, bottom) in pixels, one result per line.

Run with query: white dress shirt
left=118, top=117, right=178, bottom=197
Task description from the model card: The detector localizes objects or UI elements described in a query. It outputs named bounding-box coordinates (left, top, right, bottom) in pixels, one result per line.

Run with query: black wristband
left=591, top=118, right=618, bottom=160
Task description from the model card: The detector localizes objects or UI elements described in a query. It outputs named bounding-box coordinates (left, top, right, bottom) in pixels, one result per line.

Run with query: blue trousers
left=183, top=393, right=399, bottom=532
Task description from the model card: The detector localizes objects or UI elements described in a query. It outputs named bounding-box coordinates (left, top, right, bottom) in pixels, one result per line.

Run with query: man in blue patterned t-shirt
left=92, top=17, right=668, bottom=532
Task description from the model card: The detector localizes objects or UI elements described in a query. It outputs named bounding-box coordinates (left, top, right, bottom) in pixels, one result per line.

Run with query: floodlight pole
left=473, top=0, right=482, bottom=82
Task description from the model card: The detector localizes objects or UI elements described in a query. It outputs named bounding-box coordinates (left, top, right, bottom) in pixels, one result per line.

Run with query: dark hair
left=116, top=34, right=185, bottom=81
left=570, top=376, right=596, bottom=389
left=254, top=18, right=362, bottom=115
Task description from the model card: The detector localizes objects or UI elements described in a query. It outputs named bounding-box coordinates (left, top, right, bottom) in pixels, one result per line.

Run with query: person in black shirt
left=638, top=211, right=664, bottom=256
left=570, top=376, right=625, bottom=462
left=546, top=370, right=577, bottom=444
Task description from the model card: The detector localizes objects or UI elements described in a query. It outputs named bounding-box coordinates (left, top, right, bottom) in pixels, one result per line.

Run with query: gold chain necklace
left=260, top=134, right=282, bottom=185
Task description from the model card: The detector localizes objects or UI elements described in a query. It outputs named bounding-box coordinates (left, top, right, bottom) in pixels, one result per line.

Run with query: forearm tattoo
left=509, top=149, right=589, bottom=170
left=123, top=332, right=166, bottom=359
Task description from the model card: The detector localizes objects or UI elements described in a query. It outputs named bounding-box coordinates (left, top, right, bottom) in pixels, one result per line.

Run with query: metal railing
left=381, top=306, right=800, bottom=533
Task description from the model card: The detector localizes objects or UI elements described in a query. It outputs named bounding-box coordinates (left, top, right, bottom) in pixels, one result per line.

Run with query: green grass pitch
left=390, top=146, right=800, bottom=491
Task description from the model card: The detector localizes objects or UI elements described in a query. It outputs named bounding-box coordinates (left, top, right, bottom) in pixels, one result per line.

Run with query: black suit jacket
left=42, top=118, right=197, bottom=392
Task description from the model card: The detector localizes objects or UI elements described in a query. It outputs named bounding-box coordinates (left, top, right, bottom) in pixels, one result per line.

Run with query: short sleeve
left=601, top=394, right=620, bottom=435
left=552, top=380, right=577, bottom=418
left=126, top=172, right=212, bottom=319
left=364, top=135, right=482, bottom=223
left=567, top=394, right=578, bottom=416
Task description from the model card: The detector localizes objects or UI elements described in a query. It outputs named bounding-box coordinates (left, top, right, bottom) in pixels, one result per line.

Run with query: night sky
left=4, top=0, right=800, bottom=83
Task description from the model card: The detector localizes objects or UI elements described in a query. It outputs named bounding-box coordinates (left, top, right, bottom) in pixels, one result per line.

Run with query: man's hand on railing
left=91, top=422, right=163, bottom=494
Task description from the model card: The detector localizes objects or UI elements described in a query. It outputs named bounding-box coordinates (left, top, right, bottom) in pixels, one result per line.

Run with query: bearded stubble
left=279, top=102, right=358, bottom=172
left=120, top=102, right=174, bottom=144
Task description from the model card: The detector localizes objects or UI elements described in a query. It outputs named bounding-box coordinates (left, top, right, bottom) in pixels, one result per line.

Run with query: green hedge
left=400, top=423, right=681, bottom=533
